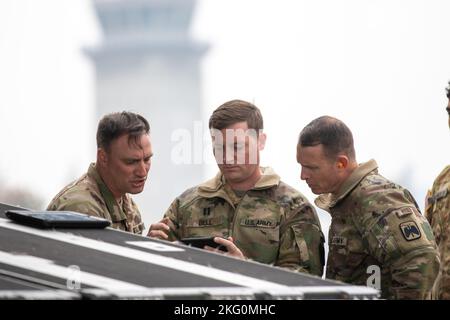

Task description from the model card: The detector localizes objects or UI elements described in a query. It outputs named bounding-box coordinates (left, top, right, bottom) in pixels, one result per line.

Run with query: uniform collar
left=197, top=166, right=280, bottom=198
left=315, top=159, right=378, bottom=211
left=87, top=163, right=127, bottom=222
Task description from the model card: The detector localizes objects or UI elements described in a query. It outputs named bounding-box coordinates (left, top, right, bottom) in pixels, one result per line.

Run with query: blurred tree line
left=0, top=178, right=44, bottom=209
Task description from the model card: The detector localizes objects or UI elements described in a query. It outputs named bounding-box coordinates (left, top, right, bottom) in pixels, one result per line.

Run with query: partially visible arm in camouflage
left=356, top=191, right=439, bottom=299
left=275, top=199, right=325, bottom=277
left=425, top=167, right=450, bottom=299
left=434, top=221, right=450, bottom=299
left=162, top=198, right=182, bottom=241
left=389, top=247, right=440, bottom=299
left=424, top=189, right=433, bottom=223
left=47, top=191, right=107, bottom=219
left=425, top=189, right=443, bottom=247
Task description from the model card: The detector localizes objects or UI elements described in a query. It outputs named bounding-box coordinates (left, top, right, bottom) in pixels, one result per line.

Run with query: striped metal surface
left=0, top=202, right=378, bottom=300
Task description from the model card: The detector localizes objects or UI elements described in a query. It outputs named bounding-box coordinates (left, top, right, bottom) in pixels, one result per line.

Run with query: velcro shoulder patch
left=399, top=221, right=421, bottom=241
left=395, top=207, right=415, bottom=219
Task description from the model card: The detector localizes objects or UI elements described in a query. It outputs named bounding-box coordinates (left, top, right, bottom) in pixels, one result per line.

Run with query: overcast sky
left=0, top=0, right=449, bottom=237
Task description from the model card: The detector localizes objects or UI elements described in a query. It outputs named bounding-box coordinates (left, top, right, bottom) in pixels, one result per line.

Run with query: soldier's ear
left=258, top=132, right=266, bottom=151
left=97, top=148, right=108, bottom=166
left=336, top=155, right=349, bottom=170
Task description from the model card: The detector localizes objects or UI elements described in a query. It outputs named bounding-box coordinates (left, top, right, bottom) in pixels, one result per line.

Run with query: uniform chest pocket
left=329, top=247, right=368, bottom=279
left=328, top=231, right=368, bottom=279
left=180, top=201, right=233, bottom=238
left=183, top=203, right=229, bottom=228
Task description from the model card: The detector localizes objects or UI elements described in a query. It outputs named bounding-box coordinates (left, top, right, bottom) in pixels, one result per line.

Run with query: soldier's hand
left=147, top=217, right=173, bottom=240
left=205, top=236, right=246, bottom=260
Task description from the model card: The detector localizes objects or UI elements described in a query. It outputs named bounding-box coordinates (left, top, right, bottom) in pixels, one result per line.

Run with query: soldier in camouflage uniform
left=47, top=112, right=152, bottom=234
left=149, top=100, right=325, bottom=276
left=425, top=82, right=450, bottom=299
left=297, top=116, right=439, bottom=299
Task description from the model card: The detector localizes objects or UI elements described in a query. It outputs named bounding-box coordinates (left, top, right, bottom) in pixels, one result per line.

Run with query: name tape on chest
left=240, top=218, right=277, bottom=228
left=198, top=216, right=223, bottom=227
left=187, top=216, right=223, bottom=227
left=331, top=236, right=348, bottom=247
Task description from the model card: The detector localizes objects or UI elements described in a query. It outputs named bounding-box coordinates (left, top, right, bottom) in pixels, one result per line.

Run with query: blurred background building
left=86, top=0, right=208, bottom=220
left=1, top=0, right=449, bottom=246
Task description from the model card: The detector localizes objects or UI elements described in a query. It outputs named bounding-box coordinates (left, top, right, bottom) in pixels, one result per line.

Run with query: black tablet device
left=180, top=236, right=227, bottom=252
left=5, top=210, right=111, bottom=229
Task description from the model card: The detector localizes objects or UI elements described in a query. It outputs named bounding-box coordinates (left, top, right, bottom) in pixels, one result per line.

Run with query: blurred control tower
left=86, top=0, right=208, bottom=226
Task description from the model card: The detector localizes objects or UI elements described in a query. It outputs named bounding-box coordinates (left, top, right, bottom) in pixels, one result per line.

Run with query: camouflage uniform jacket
left=164, top=167, right=325, bottom=276
left=426, top=165, right=450, bottom=299
left=315, top=159, right=439, bottom=299
left=47, top=163, right=145, bottom=234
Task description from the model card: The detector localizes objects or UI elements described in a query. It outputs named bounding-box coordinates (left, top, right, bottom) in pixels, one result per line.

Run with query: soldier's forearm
left=390, top=249, right=440, bottom=299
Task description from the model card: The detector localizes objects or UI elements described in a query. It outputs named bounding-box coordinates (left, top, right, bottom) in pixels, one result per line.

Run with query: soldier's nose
left=136, top=161, right=147, bottom=177
left=300, top=169, right=308, bottom=180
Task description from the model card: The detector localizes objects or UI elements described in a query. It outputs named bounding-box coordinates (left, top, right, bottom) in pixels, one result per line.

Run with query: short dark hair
left=96, top=111, right=150, bottom=151
left=298, top=116, right=356, bottom=160
left=446, top=81, right=450, bottom=99
left=209, top=100, right=264, bottom=130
